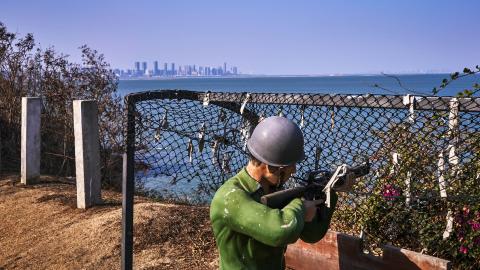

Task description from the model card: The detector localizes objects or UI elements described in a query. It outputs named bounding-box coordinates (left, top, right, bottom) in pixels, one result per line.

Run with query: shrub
left=0, top=21, right=123, bottom=186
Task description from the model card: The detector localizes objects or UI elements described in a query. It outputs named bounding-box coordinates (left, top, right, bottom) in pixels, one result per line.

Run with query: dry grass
left=0, top=174, right=218, bottom=270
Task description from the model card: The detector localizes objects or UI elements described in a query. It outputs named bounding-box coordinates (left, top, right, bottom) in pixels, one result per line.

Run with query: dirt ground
left=0, top=174, right=218, bottom=270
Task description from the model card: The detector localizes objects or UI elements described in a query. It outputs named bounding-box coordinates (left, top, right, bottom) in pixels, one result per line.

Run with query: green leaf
left=450, top=72, right=459, bottom=80
left=463, top=67, right=472, bottom=74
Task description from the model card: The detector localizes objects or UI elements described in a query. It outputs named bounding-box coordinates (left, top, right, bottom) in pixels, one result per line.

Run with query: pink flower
left=382, top=184, right=400, bottom=201
left=471, top=222, right=480, bottom=231
left=459, top=245, right=468, bottom=254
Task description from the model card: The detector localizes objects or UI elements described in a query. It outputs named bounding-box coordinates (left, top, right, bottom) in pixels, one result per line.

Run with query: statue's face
left=264, top=164, right=296, bottom=188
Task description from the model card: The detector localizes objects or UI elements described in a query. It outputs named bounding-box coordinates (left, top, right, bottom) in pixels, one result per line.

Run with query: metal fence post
left=122, top=96, right=136, bottom=270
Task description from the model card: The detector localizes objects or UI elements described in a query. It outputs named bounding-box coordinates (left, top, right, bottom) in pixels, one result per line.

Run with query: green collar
left=237, top=167, right=262, bottom=194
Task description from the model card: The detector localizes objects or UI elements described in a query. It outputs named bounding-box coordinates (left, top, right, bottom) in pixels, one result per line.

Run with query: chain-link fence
left=123, top=89, right=480, bottom=268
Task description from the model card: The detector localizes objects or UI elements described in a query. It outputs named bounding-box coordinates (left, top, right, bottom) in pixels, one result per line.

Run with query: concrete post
left=73, top=100, right=102, bottom=209
left=21, top=97, right=41, bottom=184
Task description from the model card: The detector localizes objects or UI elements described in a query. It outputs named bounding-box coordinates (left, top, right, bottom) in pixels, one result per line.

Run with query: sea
left=118, top=73, right=480, bottom=96
left=118, top=74, right=479, bottom=202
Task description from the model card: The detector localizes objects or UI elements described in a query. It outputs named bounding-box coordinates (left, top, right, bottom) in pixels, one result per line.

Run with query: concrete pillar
left=21, top=97, right=41, bottom=184
left=73, top=100, right=102, bottom=208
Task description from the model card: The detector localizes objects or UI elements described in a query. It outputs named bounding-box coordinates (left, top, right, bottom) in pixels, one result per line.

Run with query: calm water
left=118, top=74, right=480, bottom=96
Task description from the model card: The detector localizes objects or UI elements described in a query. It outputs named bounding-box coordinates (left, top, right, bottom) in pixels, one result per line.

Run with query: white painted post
left=442, top=98, right=460, bottom=240
left=402, top=95, right=416, bottom=206
left=437, top=152, right=447, bottom=198
left=448, top=98, right=459, bottom=175
left=73, top=100, right=102, bottom=209
left=391, top=152, right=399, bottom=175
left=405, top=171, right=411, bottom=206
left=391, top=152, right=410, bottom=205
left=402, top=94, right=416, bottom=123
left=21, top=97, right=41, bottom=184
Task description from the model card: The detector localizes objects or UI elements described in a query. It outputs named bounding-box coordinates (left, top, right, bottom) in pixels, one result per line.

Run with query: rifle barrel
left=260, top=186, right=306, bottom=209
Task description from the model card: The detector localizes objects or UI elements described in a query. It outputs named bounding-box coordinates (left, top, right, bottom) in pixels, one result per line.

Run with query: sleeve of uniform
left=300, top=191, right=338, bottom=243
left=223, top=186, right=306, bottom=247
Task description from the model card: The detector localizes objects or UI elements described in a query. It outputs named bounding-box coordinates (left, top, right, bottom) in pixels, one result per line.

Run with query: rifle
left=260, top=162, right=370, bottom=209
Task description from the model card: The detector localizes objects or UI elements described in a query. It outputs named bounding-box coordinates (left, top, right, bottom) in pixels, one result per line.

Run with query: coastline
left=118, top=73, right=455, bottom=81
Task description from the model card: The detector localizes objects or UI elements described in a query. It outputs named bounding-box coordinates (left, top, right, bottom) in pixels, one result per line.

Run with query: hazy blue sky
left=2, top=0, right=479, bottom=75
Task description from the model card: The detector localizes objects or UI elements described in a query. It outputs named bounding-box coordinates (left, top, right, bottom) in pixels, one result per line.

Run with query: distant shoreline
left=118, top=73, right=455, bottom=81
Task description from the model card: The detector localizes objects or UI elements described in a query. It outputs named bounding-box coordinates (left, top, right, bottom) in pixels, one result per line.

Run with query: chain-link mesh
left=126, top=90, right=480, bottom=259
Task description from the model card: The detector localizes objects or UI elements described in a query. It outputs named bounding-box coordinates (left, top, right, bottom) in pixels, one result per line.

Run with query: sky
left=1, top=0, right=479, bottom=75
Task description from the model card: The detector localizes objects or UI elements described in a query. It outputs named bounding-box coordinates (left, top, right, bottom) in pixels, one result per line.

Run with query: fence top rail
left=125, top=89, right=480, bottom=112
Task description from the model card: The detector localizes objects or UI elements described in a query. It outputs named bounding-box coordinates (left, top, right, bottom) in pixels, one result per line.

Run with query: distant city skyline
left=115, top=61, right=239, bottom=78
left=1, top=0, right=479, bottom=75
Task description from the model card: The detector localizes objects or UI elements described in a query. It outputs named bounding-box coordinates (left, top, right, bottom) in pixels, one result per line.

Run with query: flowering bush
left=453, top=205, right=480, bottom=263
left=345, top=71, right=480, bottom=269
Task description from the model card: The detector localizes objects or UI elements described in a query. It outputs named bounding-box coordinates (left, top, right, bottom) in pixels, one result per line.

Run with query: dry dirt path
left=0, top=174, right=218, bottom=270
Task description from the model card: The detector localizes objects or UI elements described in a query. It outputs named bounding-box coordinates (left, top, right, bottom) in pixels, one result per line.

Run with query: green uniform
left=210, top=168, right=337, bottom=270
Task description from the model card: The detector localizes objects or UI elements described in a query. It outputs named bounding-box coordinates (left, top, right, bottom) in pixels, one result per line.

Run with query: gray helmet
left=247, top=116, right=305, bottom=167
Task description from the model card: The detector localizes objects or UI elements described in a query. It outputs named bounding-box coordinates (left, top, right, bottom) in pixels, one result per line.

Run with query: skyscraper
left=164, top=63, right=168, bottom=76
left=171, top=63, right=175, bottom=76
left=135, top=62, right=140, bottom=73
left=154, top=61, right=159, bottom=75
left=224, top=62, right=227, bottom=74
left=142, top=62, right=147, bottom=73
